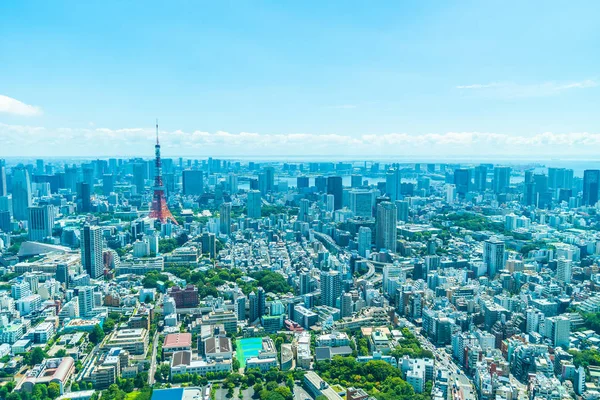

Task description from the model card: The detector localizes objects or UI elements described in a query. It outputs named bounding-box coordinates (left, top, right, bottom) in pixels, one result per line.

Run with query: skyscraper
left=81, top=225, right=104, bottom=279
left=583, top=170, right=600, bottom=206
left=493, top=167, right=511, bottom=194
left=11, top=166, right=32, bottom=221
left=453, top=168, right=472, bottom=197
left=0, top=162, right=6, bottom=197
left=358, top=227, right=372, bottom=257
left=473, top=165, right=487, bottom=192
left=28, top=204, right=54, bottom=242
left=326, top=176, right=343, bottom=211
left=77, top=182, right=91, bottom=212
left=247, top=190, right=262, bottom=219
left=320, top=270, right=342, bottom=308
left=102, top=174, right=114, bottom=196
left=220, top=202, right=232, bottom=235
left=395, top=200, right=409, bottom=222
left=483, top=238, right=505, bottom=278
left=349, top=190, right=373, bottom=218
left=258, top=166, right=275, bottom=195
left=351, top=175, right=363, bottom=188
left=376, top=201, right=397, bottom=253
left=249, top=287, right=266, bottom=323
left=297, top=176, right=309, bottom=191
left=385, top=168, right=402, bottom=201
left=299, top=269, right=312, bottom=295
left=299, top=199, right=310, bottom=222
left=340, top=292, right=353, bottom=318
left=315, top=176, right=327, bottom=193
left=182, top=170, right=204, bottom=195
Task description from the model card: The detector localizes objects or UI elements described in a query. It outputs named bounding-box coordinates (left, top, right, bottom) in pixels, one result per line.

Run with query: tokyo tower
left=148, top=120, right=178, bottom=225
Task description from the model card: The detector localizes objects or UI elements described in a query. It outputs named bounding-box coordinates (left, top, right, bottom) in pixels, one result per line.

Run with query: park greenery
left=159, top=266, right=292, bottom=297
left=314, top=357, right=432, bottom=400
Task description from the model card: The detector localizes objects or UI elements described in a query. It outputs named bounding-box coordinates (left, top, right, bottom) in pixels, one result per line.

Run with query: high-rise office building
left=315, top=176, right=327, bottom=193
left=340, top=292, right=353, bottom=318
left=28, top=204, right=54, bottom=242
left=299, top=199, right=310, bottom=222
left=77, top=182, right=91, bottom=212
left=493, top=167, right=511, bottom=194
left=258, top=167, right=275, bottom=195
left=349, top=190, right=373, bottom=218
left=395, top=200, right=409, bottom=222
left=453, top=168, right=472, bottom=197
left=385, top=168, right=402, bottom=201
left=102, top=174, right=114, bottom=196
left=299, top=269, right=312, bottom=295
left=483, top=238, right=505, bottom=278
left=249, top=287, right=266, bottom=323
left=220, top=202, right=232, bottom=235
left=351, top=175, right=363, bottom=188
left=81, top=225, right=104, bottom=279
left=297, top=176, right=309, bottom=191
left=556, top=258, right=572, bottom=284
left=320, top=270, right=342, bottom=308
left=11, top=166, right=32, bottom=221
left=583, top=170, right=600, bottom=206
left=133, top=163, right=146, bottom=194
left=0, top=195, right=13, bottom=218
left=247, top=190, right=262, bottom=219
left=326, top=176, right=343, bottom=211
left=376, top=201, right=397, bottom=253
left=182, top=170, right=204, bottom=195
left=473, top=165, right=487, bottom=192
left=56, top=264, right=69, bottom=285
left=0, top=163, right=6, bottom=197
left=358, top=227, right=372, bottom=257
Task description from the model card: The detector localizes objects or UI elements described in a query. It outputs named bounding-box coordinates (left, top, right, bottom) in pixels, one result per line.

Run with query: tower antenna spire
left=156, top=118, right=159, bottom=145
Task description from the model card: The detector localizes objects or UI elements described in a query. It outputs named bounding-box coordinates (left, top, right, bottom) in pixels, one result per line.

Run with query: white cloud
left=456, top=80, right=598, bottom=97
left=3, top=122, right=600, bottom=158
left=0, top=95, right=42, bottom=116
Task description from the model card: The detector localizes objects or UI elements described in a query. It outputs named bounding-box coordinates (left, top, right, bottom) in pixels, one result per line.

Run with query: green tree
left=89, top=324, right=105, bottom=345
left=30, top=347, right=46, bottom=366
left=48, top=382, right=61, bottom=399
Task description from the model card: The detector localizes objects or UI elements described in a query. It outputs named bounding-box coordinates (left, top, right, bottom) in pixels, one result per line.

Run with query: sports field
left=236, top=337, right=263, bottom=368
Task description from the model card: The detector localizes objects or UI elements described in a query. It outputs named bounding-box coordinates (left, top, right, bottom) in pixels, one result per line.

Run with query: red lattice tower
left=148, top=120, right=178, bottom=225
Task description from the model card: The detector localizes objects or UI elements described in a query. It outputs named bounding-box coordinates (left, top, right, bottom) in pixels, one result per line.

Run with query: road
left=148, top=331, right=160, bottom=385
left=293, top=384, right=313, bottom=400
left=408, top=326, right=476, bottom=400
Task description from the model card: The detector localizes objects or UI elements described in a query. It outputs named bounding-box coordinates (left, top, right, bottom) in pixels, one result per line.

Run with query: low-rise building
left=163, top=333, right=192, bottom=358
left=102, top=328, right=148, bottom=355
left=170, top=351, right=231, bottom=377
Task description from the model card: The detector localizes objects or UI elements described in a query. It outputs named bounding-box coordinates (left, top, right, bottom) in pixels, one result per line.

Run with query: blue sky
left=1, top=1, right=600, bottom=158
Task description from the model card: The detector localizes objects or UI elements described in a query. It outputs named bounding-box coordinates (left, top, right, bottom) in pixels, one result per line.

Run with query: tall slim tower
left=148, top=121, right=178, bottom=224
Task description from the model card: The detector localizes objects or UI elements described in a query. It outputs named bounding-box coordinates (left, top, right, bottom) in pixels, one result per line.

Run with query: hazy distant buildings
left=493, top=166, right=511, bottom=194
left=583, top=169, right=600, bottom=206
left=327, top=176, right=343, bottom=211
left=182, top=170, right=203, bottom=196
left=11, top=166, right=32, bottom=221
